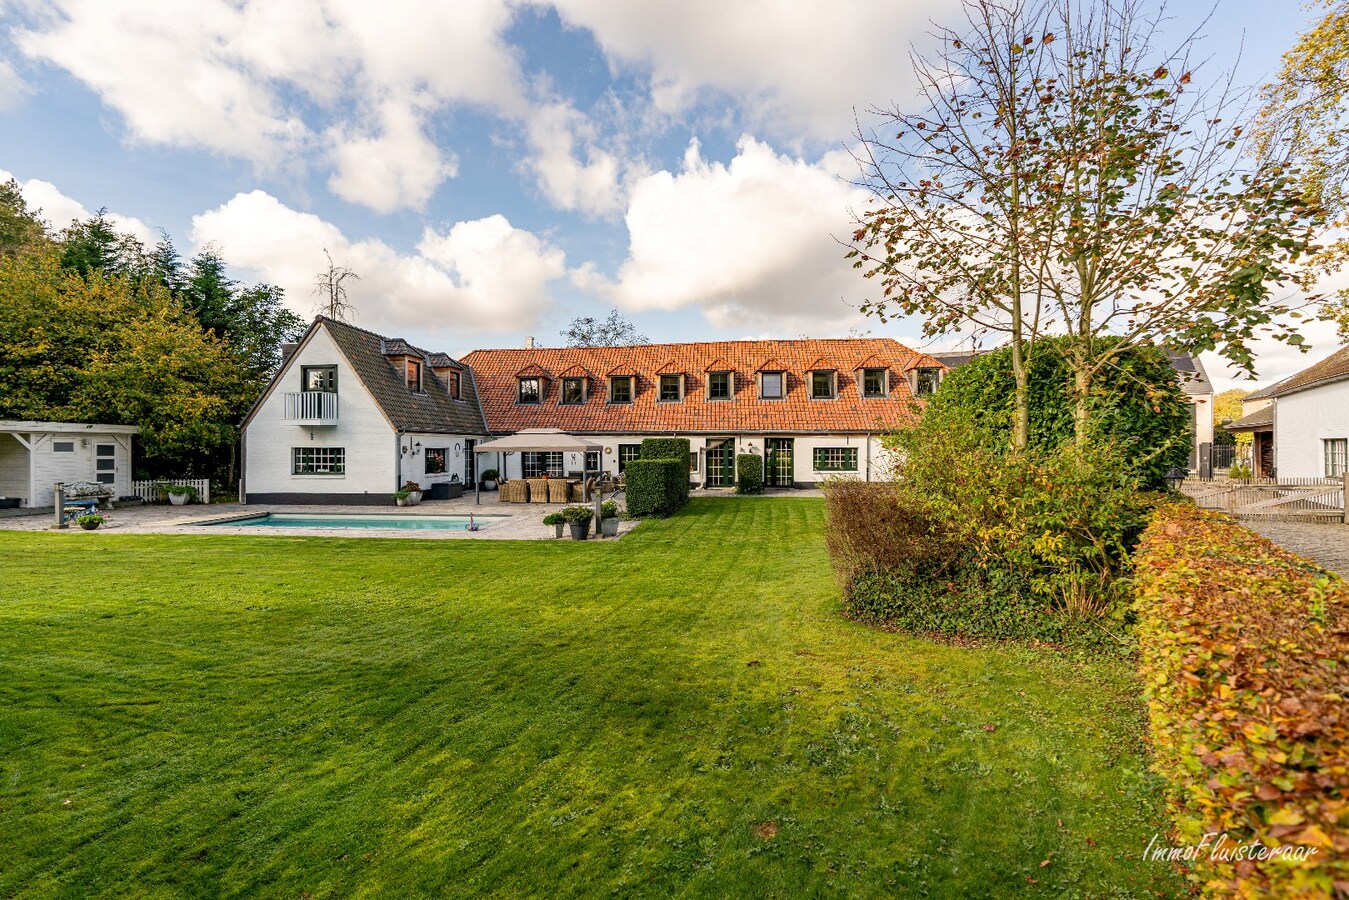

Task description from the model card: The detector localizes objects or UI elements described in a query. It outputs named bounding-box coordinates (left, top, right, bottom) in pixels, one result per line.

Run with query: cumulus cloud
left=190, top=190, right=566, bottom=333
left=14, top=0, right=527, bottom=211
left=545, top=0, right=964, bottom=139
left=523, top=101, right=630, bottom=217
left=0, top=168, right=157, bottom=245
left=575, top=136, right=870, bottom=332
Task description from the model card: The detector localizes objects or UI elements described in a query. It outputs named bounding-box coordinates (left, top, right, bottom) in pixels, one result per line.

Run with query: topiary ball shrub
left=735, top=453, right=764, bottom=494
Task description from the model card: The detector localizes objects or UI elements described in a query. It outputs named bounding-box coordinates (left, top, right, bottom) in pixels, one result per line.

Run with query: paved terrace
left=0, top=494, right=641, bottom=541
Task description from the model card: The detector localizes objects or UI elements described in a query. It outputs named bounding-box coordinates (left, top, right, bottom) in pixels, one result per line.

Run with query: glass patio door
left=705, top=438, right=735, bottom=487
left=765, top=438, right=793, bottom=487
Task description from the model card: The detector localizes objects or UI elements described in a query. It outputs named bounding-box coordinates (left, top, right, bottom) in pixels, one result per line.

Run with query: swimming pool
left=201, top=513, right=505, bottom=531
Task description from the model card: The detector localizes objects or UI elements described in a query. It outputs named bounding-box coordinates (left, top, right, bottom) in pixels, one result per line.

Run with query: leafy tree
left=0, top=179, right=48, bottom=258
left=1213, top=387, right=1251, bottom=448
left=1256, top=0, right=1349, bottom=338
left=562, top=308, right=649, bottom=347
left=927, top=337, right=1192, bottom=488
left=851, top=0, right=1323, bottom=449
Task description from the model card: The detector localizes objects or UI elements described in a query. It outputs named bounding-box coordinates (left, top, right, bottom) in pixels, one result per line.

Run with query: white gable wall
left=1274, top=380, right=1349, bottom=478
left=244, top=325, right=397, bottom=499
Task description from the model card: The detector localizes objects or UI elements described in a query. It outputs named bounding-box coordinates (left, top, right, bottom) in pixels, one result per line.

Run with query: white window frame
left=293, top=447, right=346, bottom=475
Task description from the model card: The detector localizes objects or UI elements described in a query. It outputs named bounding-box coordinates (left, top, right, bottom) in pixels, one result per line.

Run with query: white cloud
left=522, top=101, right=630, bottom=216
left=190, top=190, right=566, bottom=332
left=576, top=136, right=870, bottom=332
left=14, top=0, right=528, bottom=212
left=0, top=57, right=27, bottom=110
left=545, top=0, right=964, bottom=139
left=0, top=168, right=157, bottom=245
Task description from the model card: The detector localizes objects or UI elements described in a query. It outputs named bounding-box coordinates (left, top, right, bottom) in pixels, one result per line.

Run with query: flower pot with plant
left=77, top=513, right=105, bottom=531
left=543, top=512, right=565, bottom=538
left=562, top=505, right=593, bottom=540
left=600, top=500, right=620, bottom=536
left=393, top=489, right=411, bottom=507
left=479, top=469, right=499, bottom=490
left=401, top=480, right=423, bottom=505
left=166, top=484, right=198, bottom=506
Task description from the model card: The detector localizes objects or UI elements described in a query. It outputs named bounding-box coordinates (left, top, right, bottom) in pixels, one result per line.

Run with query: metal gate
left=765, top=438, right=793, bottom=487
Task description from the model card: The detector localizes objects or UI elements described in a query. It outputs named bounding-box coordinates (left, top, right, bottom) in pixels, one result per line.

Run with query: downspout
left=395, top=430, right=404, bottom=491
left=239, top=428, right=246, bottom=503
left=865, top=433, right=872, bottom=483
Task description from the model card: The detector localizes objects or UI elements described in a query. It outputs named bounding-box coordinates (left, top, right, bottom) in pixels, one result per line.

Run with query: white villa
left=1226, top=344, right=1349, bottom=480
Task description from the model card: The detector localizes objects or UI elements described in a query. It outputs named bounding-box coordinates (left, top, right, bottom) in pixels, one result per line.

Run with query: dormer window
left=561, top=377, right=586, bottom=405
left=708, top=371, right=732, bottom=400
left=609, top=375, right=633, bottom=403
left=914, top=367, right=942, bottom=397
left=760, top=371, right=785, bottom=400
left=406, top=359, right=422, bottom=392
left=862, top=368, right=887, bottom=399
left=302, top=365, right=337, bottom=392
left=811, top=370, right=837, bottom=400
left=518, top=376, right=541, bottom=404
left=659, top=374, right=683, bottom=402
left=448, top=370, right=461, bottom=400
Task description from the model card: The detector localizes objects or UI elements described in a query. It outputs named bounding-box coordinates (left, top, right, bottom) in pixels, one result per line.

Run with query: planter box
left=0, top=498, right=20, bottom=510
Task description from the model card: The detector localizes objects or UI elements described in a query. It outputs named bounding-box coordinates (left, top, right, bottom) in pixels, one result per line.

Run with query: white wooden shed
left=0, top=421, right=139, bottom=510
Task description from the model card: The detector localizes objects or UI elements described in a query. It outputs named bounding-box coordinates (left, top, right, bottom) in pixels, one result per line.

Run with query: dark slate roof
left=932, top=350, right=980, bottom=370
left=1267, top=344, right=1349, bottom=398
left=426, top=352, right=459, bottom=369
left=1165, top=352, right=1213, bottom=396
left=321, top=318, right=487, bottom=435
left=1243, top=381, right=1284, bottom=401
left=1225, top=407, right=1273, bottom=431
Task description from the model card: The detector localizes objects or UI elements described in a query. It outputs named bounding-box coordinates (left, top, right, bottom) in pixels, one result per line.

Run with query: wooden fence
left=1181, top=475, right=1347, bottom=522
left=128, top=478, right=211, bottom=504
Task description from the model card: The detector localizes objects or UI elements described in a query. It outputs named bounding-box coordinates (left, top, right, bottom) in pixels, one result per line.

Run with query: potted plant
left=166, top=484, right=198, bottom=506
left=543, top=511, right=565, bottom=538
left=480, top=469, right=499, bottom=490
left=401, top=480, right=423, bottom=505
left=76, top=512, right=106, bottom=531
left=562, top=504, right=593, bottom=540
left=393, top=488, right=412, bottom=507
left=600, top=500, right=620, bottom=537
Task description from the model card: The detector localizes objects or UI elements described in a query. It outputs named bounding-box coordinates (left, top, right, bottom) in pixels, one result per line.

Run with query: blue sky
left=0, top=0, right=1335, bottom=391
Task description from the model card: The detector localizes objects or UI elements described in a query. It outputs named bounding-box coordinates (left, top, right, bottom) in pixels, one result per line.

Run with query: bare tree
left=561, top=308, right=649, bottom=347
left=850, top=0, right=1324, bottom=449
left=312, top=248, right=358, bottom=322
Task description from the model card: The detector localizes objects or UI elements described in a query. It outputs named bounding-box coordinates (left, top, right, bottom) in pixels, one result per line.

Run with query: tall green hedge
left=624, top=459, right=686, bottom=517
left=735, top=453, right=763, bottom=494
left=930, top=337, right=1191, bottom=488
left=640, top=438, right=690, bottom=501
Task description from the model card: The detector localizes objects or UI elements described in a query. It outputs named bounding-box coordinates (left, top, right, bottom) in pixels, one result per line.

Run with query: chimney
left=524, top=336, right=535, bottom=349
left=280, top=342, right=298, bottom=366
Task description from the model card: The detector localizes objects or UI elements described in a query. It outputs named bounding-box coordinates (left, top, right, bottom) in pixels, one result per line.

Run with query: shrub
left=930, top=336, right=1192, bottom=488
left=640, top=438, right=690, bottom=500
left=542, top=512, right=564, bottom=526
left=1228, top=463, right=1253, bottom=481
left=735, top=454, right=764, bottom=494
left=165, top=484, right=198, bottom=497
left=479, top=468, right=499, bottom=482
left=827, top=410, right=1149, bottom=648
left=625, top=459, right=686, bottom=517
left=600, top=500, right=618, bottom=519
left=560, top=505, right=593, bottom=525
left=1134, top=502, right=1349, bottom=897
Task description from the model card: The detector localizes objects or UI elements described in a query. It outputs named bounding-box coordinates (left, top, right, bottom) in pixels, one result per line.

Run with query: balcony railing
left=283, top=391, right=338, bottom=424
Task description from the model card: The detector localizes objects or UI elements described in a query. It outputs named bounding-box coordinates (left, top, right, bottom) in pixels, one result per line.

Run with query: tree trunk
left=1010, top=333, right=1030, bottom=451
left=1072, top=365, right=1092, bottom=448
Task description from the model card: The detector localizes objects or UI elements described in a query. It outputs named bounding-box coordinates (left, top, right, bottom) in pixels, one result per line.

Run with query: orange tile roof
left=556, top=364, right=591, bottom=379
left=515, top=363, right=550, bottom=378
left=461, top=338, right=939, bottom=434
left=808, top=357, right=839, bottom=371
left=655, top=359, right=684, bottom=374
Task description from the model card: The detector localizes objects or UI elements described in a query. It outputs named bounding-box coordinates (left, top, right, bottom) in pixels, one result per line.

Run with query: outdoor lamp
left=1162, top=467, right=1186, bottom=492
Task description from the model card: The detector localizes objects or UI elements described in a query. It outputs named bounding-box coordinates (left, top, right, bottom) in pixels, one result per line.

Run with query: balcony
left=283, top=391, right=339, bottom=425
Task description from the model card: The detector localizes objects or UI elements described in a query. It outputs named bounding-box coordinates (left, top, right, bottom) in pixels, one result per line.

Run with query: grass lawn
left=0, top=498, right=1181, bottom=897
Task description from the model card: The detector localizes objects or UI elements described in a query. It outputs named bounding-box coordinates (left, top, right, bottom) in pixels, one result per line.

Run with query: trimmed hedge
left=640, top=438, right=690, bottom=501
left=735, top=453, right=763, bottom=494
left=1134, top=502, right=1349, bottom=897
left=624, top=459, right=685, bottom=517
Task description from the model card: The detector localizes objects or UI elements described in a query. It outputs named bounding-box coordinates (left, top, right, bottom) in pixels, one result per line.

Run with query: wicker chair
left=499, top=479, right=529, bottom=503
left=528, top=478, right=551, bottom=503
left=548, top=479, right=571, bottom=503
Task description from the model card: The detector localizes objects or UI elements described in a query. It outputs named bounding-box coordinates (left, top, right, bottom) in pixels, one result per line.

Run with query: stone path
left=1244, top=519, right=1349, bottom=578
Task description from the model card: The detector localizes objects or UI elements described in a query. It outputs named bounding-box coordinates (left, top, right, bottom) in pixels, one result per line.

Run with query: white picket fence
left=129, top=478, right=211, bottom=504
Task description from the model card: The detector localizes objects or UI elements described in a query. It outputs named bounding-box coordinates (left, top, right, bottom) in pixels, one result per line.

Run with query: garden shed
left=0, top=421, right=139, bottom=510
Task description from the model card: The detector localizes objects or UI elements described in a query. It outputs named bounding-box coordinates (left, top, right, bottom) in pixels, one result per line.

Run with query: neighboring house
left=461, top=339, right=946, bottom=487
left=0, top=421, right=138, bottom=509
left=1225, top=344, right=1349, bottom=480
left=1224, top=381, right=1281, bottom=477
left=240, top=317, right=488, bottom=505
left=933, top=347, right=1215, bottom=470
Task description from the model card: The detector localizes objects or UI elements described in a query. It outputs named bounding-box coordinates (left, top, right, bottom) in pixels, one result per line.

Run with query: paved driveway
left=1244, top=520, right=1349, bottom=578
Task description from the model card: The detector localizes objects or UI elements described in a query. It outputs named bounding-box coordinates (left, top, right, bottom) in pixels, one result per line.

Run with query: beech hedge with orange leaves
left=1133, top=502, right=1349, bottom=897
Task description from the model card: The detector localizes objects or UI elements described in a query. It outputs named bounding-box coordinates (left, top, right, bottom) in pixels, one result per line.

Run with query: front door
left=705, top=438, right=735, bottom=487
left=765, top=438, right=793, bottom=487
left=95, top=443, right=117, bottom=488
left=464, top=439, right=476, bottom=484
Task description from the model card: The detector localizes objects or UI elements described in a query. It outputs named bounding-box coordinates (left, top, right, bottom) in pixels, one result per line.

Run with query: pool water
left=204, top=513, right=504, bottom=531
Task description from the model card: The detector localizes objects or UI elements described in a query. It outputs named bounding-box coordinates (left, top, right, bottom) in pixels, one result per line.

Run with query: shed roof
left=0, top=421, right=139, bottom=435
